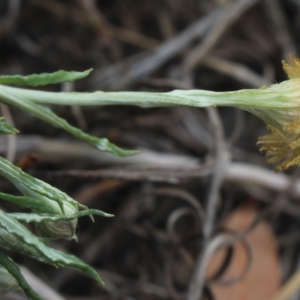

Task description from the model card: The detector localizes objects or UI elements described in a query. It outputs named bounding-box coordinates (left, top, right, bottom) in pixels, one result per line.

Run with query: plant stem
left=0, top=80, right=298, bottom=109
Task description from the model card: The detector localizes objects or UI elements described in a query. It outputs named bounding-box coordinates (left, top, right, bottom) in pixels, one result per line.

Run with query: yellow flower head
left=257, top=57, right=300, bottom=172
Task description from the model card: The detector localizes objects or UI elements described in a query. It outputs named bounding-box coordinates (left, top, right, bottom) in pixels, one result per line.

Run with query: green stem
left=0, top=79, right=297, bottom=109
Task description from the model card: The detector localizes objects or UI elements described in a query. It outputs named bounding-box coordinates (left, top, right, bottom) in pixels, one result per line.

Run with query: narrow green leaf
left=29, top=104, right=137, bottom=156
left=0, top=91, right=137, bottom=156
left=0, top=117, right=19, bottom=134
left=0, top=264, right=19, bottom=297
left=0, top=192, right=58, bottom=215
left=0, top=251, right=43, bottom=300
left=0, top=210, right=103, bottom=284
left=8, top=209, right=114, bottom=223
left=0, top=69, right=92, bottom=87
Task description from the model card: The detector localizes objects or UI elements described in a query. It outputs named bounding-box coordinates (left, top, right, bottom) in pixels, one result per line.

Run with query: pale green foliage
left=0, top=70, right=136, bottom=156
left=0, top=152, right=113, bottom=298
left=0, top=70, right=123, bottom=299
left=0, top=210, right=103, bottom=281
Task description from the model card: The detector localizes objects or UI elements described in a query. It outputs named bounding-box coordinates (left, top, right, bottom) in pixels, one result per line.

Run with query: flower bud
left=0, top=157, right=82, bottom=240
left=15, top=185, right=79, bottom=240
left=36, top=197, right=78, bottom=240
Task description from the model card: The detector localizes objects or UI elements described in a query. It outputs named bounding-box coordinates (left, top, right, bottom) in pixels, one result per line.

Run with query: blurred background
left=1, top=0, right=300, bottom=299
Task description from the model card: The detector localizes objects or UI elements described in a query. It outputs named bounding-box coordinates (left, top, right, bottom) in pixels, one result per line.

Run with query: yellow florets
left=282, top=56, right=300, bottom=79
left=257, top=57, right=300, bottom=172
left=257, top=122, right=300, bottom=172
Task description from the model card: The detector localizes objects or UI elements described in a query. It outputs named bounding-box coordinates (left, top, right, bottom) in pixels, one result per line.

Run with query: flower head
left=256, top=57, right=300, bottom=172
left=11, top=174, right=80, bottom=240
